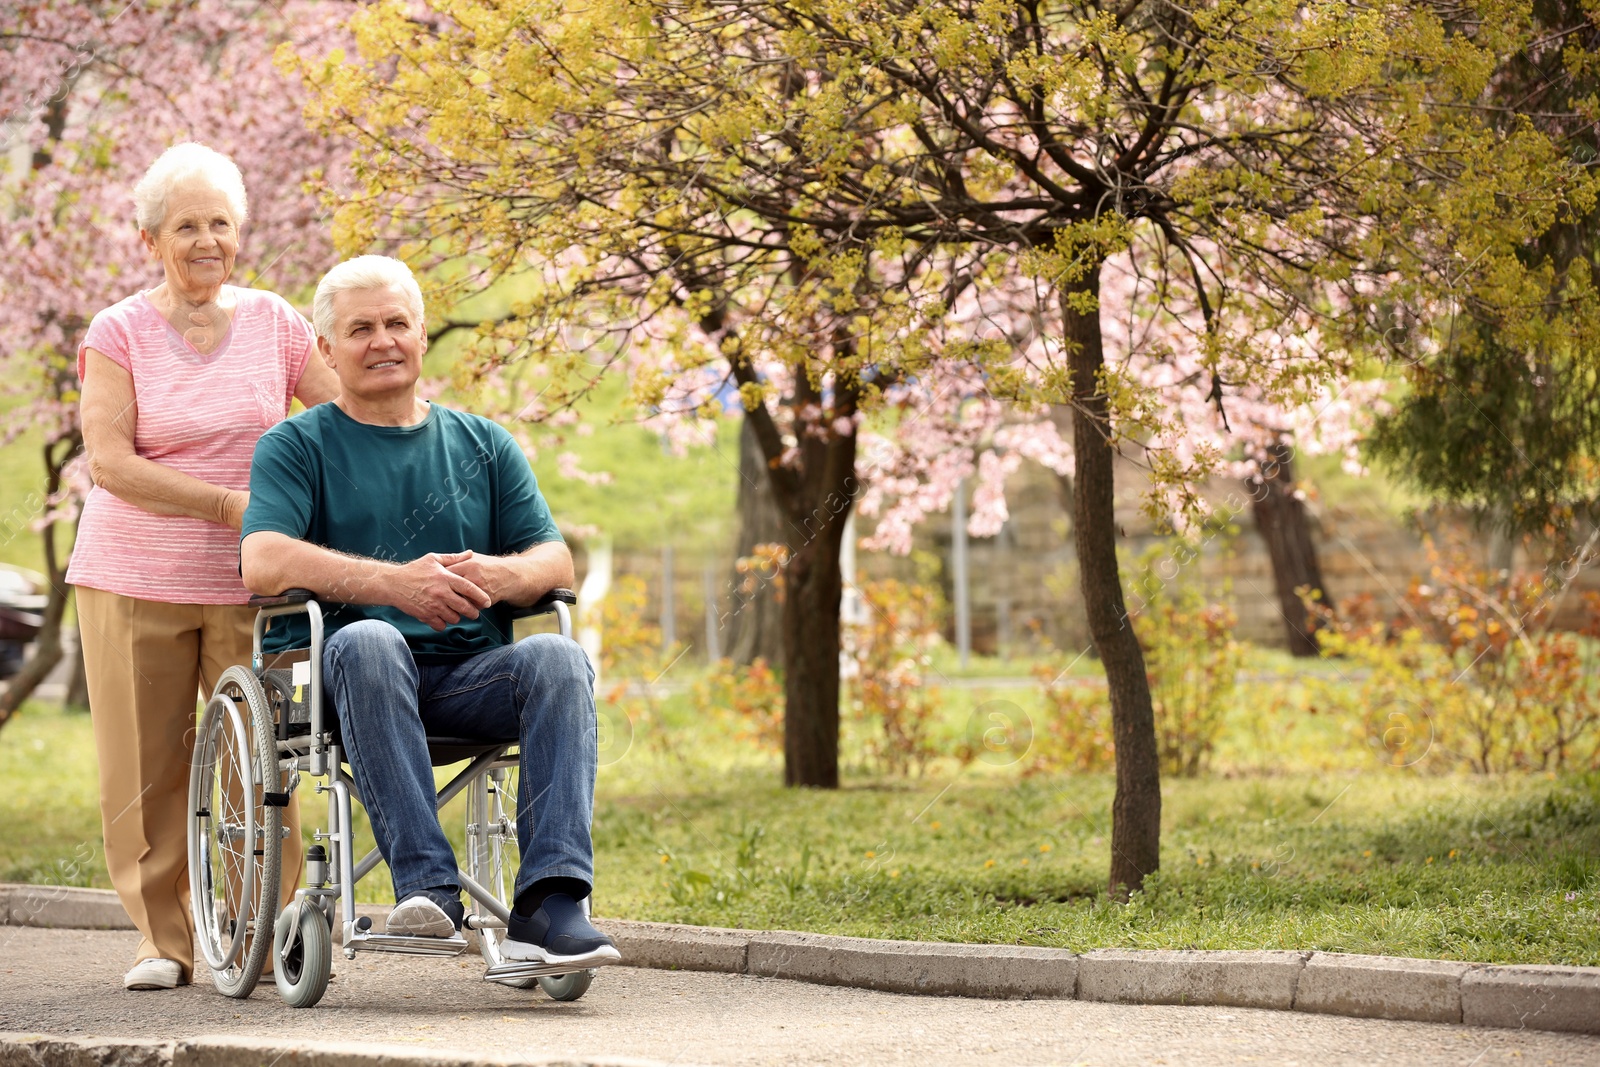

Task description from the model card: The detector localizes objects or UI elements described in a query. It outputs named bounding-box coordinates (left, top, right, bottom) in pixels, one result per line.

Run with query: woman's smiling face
left=142, top=178, right=239, bottom=297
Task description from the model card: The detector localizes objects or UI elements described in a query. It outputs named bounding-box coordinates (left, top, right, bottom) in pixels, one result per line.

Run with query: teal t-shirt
left=242, top=402, right=562, bottom=661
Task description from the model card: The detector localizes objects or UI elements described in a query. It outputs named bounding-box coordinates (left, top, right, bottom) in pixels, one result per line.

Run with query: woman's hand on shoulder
left=294, top=356, right=340, bottom=408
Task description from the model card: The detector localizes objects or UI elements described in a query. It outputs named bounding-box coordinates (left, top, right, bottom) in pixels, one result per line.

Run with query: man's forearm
left=489, top=542, right=576, bottom=606
left=242, top=531, right=400, bottom=606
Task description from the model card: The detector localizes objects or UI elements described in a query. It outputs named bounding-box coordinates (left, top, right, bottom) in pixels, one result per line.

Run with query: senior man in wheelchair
left=239, top=254, right=619, bottom=971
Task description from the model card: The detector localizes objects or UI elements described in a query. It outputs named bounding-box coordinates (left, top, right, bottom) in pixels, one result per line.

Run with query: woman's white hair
left=312, top=256, right=427, bottom=341
left=133, top=142, right=249, bottom=233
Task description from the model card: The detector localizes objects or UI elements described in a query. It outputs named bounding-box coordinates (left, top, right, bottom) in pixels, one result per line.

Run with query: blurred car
left=0, top=566, right=47, bottom=679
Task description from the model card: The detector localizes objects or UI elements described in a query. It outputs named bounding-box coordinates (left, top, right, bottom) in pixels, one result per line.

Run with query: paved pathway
left=2, top=928, right=1597, bottom=1066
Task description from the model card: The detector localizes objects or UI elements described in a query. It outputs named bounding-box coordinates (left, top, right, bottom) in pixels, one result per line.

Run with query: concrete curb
left=1077, top=948, right=1306, bottom=1010
left=6, top=883, right=1598, bottom=1035
left=0, top=1034, right=682, bottom=1067
left=746, top=930, right=1077, bottom=999
left=1297, top=953, right=1469, bottom=1025
left=1462, top=964, right=1600, bottom=1035
left=1, top=886, right=393, bottom=935
left=602, top=919, right=750, bottom=974
left=5, top=885, right=137, bottom=930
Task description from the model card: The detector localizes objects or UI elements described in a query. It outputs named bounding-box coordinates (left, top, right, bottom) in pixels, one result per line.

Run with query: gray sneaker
left=386, top=895, right=458, bottom=937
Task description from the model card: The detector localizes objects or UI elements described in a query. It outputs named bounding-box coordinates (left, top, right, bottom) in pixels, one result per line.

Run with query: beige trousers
left=78, top=587, right=304, bottom=982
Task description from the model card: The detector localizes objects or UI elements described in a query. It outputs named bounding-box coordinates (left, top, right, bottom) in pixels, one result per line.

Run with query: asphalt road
left=2, top=928, right=1597, bottom=1066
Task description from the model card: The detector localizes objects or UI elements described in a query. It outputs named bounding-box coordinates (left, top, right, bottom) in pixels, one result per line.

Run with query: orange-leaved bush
left=1311, top=542, right=1600, bottom=773
left=845, top=579, right=945, bottom=777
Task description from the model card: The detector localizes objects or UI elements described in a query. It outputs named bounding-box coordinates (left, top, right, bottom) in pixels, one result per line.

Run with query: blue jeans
left=322, top=620, right=598, bottom=906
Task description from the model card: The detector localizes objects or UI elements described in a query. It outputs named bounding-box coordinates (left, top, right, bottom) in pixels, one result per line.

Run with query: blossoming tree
left=858, top=251, right=1387, bottom=654
left=0, top=0, right=348, bottom=724
left=293, top=0, right=1590, bottom=893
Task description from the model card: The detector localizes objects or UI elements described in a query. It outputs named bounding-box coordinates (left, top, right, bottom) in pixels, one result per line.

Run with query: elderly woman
left=72, top=142, right=339, bottom=991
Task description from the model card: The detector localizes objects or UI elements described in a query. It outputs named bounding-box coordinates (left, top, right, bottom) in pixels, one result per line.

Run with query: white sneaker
left=386, top=895, right=458, bottom=937
left=123, top=958, right=183, bottom=990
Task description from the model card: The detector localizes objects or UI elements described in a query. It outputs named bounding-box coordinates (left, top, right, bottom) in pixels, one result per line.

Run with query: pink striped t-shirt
left=68, top=286, right=315, bottom=604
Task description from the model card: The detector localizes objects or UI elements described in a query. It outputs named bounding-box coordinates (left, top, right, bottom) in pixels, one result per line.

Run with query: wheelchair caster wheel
left=274, top=905, right=333, bottom=1008
left=539, top=969, right=595, bottom=1002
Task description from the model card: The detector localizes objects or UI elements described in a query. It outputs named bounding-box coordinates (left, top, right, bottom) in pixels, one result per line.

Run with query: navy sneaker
left=502, top=894, right=621, bottom=967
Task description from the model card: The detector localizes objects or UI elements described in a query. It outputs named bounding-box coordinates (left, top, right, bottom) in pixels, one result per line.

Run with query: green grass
left=584, top=766, right=1600, bottom=965
left=4, top=691, right=1597, bottom=966
left=0, top=398, right=50, bottom=577
left=0, top=705, right=104, bottom=886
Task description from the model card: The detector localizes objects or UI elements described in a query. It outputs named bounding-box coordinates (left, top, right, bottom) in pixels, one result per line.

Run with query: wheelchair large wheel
left=189, top=666, right=282, bottom=999
left=273, top=902, right=332, bottom=1008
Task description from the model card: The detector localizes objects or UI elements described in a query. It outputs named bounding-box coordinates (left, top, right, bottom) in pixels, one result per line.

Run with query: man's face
left=319, top=285, right=427, bottom=400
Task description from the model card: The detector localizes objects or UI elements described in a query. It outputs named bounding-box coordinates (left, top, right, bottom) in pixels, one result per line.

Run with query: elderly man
left=240, top=255, right=618, bottom=969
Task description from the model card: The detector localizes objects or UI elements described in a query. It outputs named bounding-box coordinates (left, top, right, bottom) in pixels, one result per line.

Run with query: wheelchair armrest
left=508, top=587, right=577, bottom=619
left=248, top=586, right=573, bottom=616
left=249, top=589, right=317, bottom=608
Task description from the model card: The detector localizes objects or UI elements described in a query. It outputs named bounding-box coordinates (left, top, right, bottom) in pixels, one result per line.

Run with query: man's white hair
left=133, top=142, right=249, bottom=233
left=312, top=256, right=427, bottom=341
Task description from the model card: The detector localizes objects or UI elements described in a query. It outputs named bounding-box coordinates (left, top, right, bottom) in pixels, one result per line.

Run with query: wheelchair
left=185, top=587, right=605, bottom=1008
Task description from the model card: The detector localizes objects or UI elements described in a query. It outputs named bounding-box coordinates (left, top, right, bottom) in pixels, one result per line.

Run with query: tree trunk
left=0, top=441, right=79, bottom=727
left=64, top=622, right=89, bottom=710
left=771, top=389, right=855, bottom=788
left=1063, top=268, right=1162, bottom=898
left=1486, top=502, right=1516, bottom=576
left=0, top=574, right=67, bottom=728
left=2, top=96, right=83, bottom=728
left=727, top=418, right=787, bottom=666
left=726, top=343, right=857, bottom=788
left=780, top=514, right=847, bottom=787
left=1249, top=443, right=1329, bottom=657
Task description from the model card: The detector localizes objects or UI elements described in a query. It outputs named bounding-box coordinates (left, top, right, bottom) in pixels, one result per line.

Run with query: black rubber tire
left=188, top=667, right=281, bottom=999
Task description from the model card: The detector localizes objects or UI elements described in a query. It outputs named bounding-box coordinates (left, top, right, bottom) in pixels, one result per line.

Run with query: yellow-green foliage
left=1137, top=588, right=1245, bottom=778
left=278, top=0, right=1597, bottom=517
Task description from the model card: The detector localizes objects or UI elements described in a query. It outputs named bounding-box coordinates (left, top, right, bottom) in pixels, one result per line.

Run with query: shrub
left=1136, top=586, right=1243, bottom=777
left=1028, top=666, right=1116, bottom=773
left=695, top=657, right=784, bottom=754
left=845, top=579, right=945, bottom=776
left=1311, top=542, right=1600, bottom=773
left=597, top=574, right=679, bottom=757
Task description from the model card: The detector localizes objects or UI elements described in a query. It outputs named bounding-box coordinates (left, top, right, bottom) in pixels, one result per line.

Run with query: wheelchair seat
left=262, top=666, right=517, bottom=765
left=422, top=737, right=518, bottom=766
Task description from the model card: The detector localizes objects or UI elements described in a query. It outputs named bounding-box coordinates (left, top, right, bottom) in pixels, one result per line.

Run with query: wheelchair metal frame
left=194, top=587, right=594, bottom=1006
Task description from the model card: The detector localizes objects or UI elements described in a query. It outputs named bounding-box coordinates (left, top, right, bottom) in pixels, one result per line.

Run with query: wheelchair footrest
left=347, top=931, right=471, bottom=957
left=483, top=958, right=609, bottom=983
